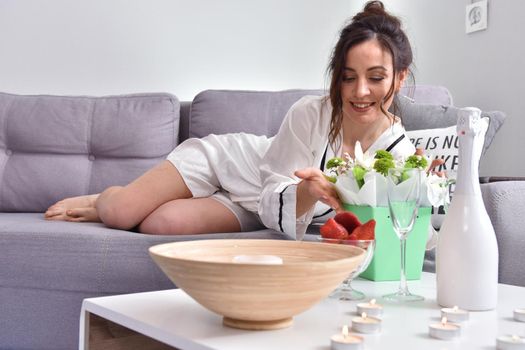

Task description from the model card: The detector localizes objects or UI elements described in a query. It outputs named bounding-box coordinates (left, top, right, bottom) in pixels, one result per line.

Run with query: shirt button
left=5, top=149, right=12, bottom=156
left=88, top=155, right=95, bottom=161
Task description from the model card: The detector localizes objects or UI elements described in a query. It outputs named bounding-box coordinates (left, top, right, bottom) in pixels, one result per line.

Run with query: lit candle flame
left=453, top=305, right=458, bottom=312
left=512, top=335, right=521, bottom=342
left=342, top=325, right=349, bottom=338
left=370, top=299, right=376, bottom=305
left=441, top=317, right=448, bottom=325
left=361, top=312, right=367, bottom=319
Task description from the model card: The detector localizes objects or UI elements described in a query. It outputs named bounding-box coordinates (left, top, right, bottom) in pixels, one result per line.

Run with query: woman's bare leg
left=94, top=161, right=192, bottom=230
left=138, top=197, right=241, bottom=235
left=44, top=160, right=193, bottom=228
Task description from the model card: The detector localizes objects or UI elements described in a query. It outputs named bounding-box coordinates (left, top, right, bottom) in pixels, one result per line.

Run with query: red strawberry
left=334, top=211, right=362, bottom=233
left=347, top=232, right=359, bottom=241
left=351, top=219, right=376, bottom=240
left=320, top=218, right=349, bottom=239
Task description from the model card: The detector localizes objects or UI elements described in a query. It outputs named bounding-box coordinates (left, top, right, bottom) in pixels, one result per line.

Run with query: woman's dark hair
left=327, top=0, right=413, bottom=147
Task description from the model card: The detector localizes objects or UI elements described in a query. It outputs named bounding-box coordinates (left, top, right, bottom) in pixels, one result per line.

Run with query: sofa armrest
left=480, top=176, right=525, bottom=183
left=481, top=180, right=525, bottom=286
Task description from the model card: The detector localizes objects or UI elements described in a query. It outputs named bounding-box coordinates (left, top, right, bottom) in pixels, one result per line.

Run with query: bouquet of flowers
left=325, top=142, right=453, bottom=208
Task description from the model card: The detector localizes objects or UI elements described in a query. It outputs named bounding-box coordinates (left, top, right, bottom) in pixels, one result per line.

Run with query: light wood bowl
left=149, top=239, right=365, bottom=330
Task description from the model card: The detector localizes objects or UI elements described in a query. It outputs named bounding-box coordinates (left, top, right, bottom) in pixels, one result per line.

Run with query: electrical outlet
left=466, top=0, right=488, bottom=34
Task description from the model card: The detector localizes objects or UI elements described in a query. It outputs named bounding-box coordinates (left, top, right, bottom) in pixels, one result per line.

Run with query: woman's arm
left=258, top=96, right=331, bottom=240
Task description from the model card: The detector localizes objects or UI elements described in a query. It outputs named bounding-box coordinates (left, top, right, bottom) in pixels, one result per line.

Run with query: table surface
left=80, top=273, right=525, bottom=350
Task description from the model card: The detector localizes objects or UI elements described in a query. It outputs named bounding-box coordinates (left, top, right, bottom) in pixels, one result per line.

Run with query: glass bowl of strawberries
left=318, top=211, right=376, bottom=301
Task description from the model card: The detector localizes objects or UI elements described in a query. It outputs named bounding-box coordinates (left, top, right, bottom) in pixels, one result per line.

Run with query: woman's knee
left=96, top=186, right=140, bottom=230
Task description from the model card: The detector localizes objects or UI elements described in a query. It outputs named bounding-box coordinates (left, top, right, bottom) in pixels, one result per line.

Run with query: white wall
left=0, top=0, right=350, bottom=101
left=350, top=0, right=524, bottom=177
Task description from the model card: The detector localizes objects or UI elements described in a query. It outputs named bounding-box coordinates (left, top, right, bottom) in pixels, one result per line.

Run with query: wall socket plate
left=466, top=0, right=488, bottom=34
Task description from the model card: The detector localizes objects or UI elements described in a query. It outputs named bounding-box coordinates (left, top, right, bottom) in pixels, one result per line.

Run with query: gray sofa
left=0, top=86, right=519, bottom=350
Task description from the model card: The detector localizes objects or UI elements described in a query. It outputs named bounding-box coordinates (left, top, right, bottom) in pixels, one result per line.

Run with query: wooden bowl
left=149, top=239, right=365, bottom=330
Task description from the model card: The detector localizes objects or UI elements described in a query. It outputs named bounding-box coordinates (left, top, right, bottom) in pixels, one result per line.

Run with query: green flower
left=375, top=149, right=394, bottom=160
left=373, top=158, right=395, bottom=176
left=404, top=155, right=428, bottom=169
left=326, top=157, right=345, bottom=170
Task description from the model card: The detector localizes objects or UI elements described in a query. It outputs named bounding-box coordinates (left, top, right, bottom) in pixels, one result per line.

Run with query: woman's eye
left=343, top=77, right=355, bottom=82
left=370, top=76, right=385, bottom=82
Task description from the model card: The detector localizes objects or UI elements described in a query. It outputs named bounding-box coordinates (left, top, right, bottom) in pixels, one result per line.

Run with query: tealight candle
left=441, top=305, right=469, bottom=323
left=331, top=325, right=364, bottom=350
left=496, top=335, right=525, bottom=349
left=232, top=255, right=283, bottom=265
left=429, top=317, right=460, bottom=340
left=356, top=299, right=383, bottom=318
left=351, top=312, right=381, bottom=334
left=514, top=308, right=525, bottom=322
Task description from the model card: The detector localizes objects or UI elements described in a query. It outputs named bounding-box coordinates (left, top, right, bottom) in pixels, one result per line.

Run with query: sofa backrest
left=399, top=84, right=453, bottom=106
left=0, top=85, right=472, bottom=213
left=0, top=92, right=179, bottom=212
left=187, top=89, right=325, bottom=140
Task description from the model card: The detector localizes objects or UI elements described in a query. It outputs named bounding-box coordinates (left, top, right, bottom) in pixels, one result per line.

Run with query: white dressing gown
left=168, top=95, right=415, bottom=240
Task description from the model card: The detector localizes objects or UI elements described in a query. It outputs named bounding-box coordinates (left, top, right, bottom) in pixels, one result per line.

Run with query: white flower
left=326, top=142, right=453, bottom=208
left=354, top=141, right=375, bottom=169
left=342, top=152, right=354, bottom=167
left=425, top=173, right=451, bottom=207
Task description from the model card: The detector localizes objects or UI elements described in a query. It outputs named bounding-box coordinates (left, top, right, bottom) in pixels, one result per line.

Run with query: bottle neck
left=454, top=130, right=483, bottom=196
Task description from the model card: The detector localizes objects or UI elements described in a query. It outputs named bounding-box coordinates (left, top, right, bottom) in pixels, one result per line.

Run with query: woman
left=45, top=1, right=419, bottom=240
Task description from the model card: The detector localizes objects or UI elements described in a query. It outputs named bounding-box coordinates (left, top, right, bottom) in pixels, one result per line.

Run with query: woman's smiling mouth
left=350, top=102, right=375, bottom=111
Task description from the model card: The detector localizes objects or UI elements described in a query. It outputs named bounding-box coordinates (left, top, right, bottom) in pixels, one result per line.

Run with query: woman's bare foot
left=44, top=194, right=102, bottom=222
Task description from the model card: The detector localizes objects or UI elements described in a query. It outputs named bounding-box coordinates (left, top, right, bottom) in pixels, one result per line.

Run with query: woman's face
left=340, top=38, right=406, bottom=126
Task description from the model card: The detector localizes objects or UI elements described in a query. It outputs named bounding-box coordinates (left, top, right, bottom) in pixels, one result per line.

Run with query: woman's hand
left=294, top=167, right=343, bottom=216
left=415, top=148, right=446, bottom=177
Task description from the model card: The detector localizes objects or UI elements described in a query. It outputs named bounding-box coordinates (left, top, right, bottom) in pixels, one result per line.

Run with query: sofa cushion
left=189, top=89, right=325, bottom=138
left=405, top=124, right=458, bottom=173
left=0, top=213, right=287, bottom=294
left=0, top=92, right=180, bottom=212
left=397, top=95, right=505, bottom=155
left=399, top=84, right=453, bottom=105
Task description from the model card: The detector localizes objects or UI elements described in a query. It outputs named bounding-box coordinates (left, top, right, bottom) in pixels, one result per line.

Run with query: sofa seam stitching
left=0, top=97, right=17, bottom=209
left=98, top=233, right=110, bottom=292
left=85, top=99, right=96, bottom=194
left=169, top=96, right=178, bottom=150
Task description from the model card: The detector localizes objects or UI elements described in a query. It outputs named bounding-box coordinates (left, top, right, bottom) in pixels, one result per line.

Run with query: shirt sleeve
left=258, top=97, right=326, bottom=240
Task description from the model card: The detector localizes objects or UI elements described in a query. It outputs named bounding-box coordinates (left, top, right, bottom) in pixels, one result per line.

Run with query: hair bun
left=363, top=1, right=385, bottom=14
left=353, top=1, right=400, bottom=28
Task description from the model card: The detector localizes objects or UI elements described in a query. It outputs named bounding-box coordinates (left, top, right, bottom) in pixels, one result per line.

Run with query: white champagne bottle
left=436, top=107, right=498, bottom=310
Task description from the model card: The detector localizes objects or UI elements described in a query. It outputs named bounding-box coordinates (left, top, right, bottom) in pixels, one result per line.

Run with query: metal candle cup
left=331, top=326, right=364, bottom=350
left=356, top=299, right=383, bottom=318
left=429, top=317, right=460, bottom=340
left=514, top=309, right=525, bottom=322
left=496, top=335, right=525, bottom=349
left=351, top=312, right=381, bottom=334
left=440, top=305, right=469, bottom=323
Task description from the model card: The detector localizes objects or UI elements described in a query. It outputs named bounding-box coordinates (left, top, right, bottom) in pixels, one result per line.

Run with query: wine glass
left=317, top=238, right=375, bottom=301
left=383, top=167, right=424, bottom=302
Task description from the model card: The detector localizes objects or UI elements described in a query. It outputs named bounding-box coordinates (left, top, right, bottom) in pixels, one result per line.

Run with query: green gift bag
left=343, top=204, right=431, bottom=281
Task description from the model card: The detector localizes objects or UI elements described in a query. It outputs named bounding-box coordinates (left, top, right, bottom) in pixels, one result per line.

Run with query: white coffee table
left=80, top=272, right=525, bottom=350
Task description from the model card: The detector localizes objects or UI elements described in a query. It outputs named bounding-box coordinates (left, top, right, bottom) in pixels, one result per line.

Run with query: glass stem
left=399, top=234, right=409, bottom=295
